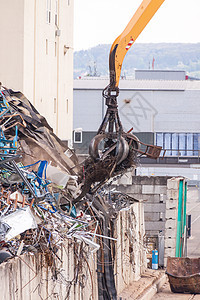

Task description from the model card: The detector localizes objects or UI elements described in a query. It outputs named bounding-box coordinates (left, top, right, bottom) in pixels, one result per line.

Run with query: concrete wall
left=114, top=202, right=146, bottom=294
left=0, top=241, right=98, bottom=300
left=112, top=175, right=171, bottom=237
left=164, top=177, right=186, bottom=266
left=112, top=174, right=186, bottom=267
left=0, top=202, right=146, bottom=299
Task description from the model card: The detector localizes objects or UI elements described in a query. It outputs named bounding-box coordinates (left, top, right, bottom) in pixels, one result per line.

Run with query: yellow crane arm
left=82, top=0, right=165, bottom=197
left=109, top=0, right=165, bottom=88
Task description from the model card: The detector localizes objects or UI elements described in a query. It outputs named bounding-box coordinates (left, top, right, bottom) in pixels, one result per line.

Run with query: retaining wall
left=113, top=174, right=185, bottom=267
left=164, top=177, right=186, bottom=266
left=0, top=202, right=146, bottom=300
left=113, top=174, right=171, bottom=236
left=114, top=202, right=146, bottom=294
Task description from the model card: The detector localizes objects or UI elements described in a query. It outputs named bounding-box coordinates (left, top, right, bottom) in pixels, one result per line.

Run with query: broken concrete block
left=144, top=212, right=161, bottom=222
left=165, top=219, right=176, bottom=229
left=143, top=194, right=160, bottom=203
left=144, top=203, right=166, bottom=213
left=154, top=185, right=167, bottom=195
left=167, top=189, right=179, bottom=200
left=142, top=185, right=155, bottom=194
left=164, top=238, right=176, bottom=248
left=165, top=228, right=177, bottom=239
left=164, top=247, right=176, bottom=258
left=145, top=221, right=165, bottom=231
left=166, top=198, right=178, bottom=210
left=165, top=209, right=177, bottom=220
left=167, top=178, right=183, bottom=190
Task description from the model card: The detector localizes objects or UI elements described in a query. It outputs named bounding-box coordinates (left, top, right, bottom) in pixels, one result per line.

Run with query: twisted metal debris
left=0, top=86, right=144, bottom=299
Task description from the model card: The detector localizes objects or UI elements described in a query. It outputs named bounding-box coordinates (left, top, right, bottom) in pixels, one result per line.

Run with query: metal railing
left=160, top=148, right=200, bottom=158
left=141, top=148, right=200, bottom=164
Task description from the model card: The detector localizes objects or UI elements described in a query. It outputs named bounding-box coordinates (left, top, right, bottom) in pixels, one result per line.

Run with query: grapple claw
left=89, top=133, right=129, bottom=165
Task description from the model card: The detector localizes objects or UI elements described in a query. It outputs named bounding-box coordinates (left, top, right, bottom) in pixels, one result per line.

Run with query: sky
left=74, top=0, right=200, bottom=51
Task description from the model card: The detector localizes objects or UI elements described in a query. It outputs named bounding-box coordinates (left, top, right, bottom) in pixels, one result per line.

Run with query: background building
left=73, top=70, right=200, bottom=166
left=0, top=0, right=73, bottom=145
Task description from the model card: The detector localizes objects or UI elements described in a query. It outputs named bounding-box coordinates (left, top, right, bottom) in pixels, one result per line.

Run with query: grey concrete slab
left=132, top=176, right=170, bottom=186
left=144, top=203, right=166, bottom=213
left=145, top=221, right=165, bottom=231
left=144, top=212, right=164, bottom=222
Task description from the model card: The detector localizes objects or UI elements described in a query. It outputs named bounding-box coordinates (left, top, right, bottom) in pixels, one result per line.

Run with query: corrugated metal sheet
left=74, top=78, right=200, bottom=91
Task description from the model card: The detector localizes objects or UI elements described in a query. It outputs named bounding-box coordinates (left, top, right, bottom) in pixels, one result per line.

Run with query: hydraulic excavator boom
left=109, top=0, right=165, bottom=89
left=89, top=0, right=165, bottom=161
left=74, top=0, right=165, bottom=203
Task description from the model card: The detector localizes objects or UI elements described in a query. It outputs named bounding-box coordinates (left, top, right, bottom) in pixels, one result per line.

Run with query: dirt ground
left=154, top=280, right=200, bottom=299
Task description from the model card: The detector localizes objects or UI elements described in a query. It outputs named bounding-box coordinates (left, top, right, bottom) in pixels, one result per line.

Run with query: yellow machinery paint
left=109, top=0, right=165, bottom=88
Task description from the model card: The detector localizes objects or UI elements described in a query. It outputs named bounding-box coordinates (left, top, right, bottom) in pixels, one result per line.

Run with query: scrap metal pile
left=0, top=88, right=99, bottom=263
left=0, top=87, right=141, bottom=299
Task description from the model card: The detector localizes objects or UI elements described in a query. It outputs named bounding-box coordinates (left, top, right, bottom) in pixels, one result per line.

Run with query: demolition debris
left=0, top=86, right=143, bottom=299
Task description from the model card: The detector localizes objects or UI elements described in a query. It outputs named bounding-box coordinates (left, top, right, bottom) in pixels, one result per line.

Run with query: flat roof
left=74, top=78, right=200, bottom=91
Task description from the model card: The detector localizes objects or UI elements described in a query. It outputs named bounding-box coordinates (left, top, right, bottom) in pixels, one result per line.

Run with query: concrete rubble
left=0, top=87, right=149, bottom=299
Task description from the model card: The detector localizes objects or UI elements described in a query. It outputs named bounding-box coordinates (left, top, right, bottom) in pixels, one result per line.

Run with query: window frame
left=46, top=0, right=51, bottom=24
left=55, top=0, right=58, bottom=25
left=156, top=132, right=200, bottom=157
left=74, top=130, right=82, bottom=143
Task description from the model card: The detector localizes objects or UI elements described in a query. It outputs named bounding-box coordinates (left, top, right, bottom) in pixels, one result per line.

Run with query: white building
left=0, top=0, right=73, bottom=145
left=73, top=71, right=200, bottom=165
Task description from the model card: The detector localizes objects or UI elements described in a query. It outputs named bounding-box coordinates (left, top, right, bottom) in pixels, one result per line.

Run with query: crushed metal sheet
left=1, top=206, right=37, bottom=241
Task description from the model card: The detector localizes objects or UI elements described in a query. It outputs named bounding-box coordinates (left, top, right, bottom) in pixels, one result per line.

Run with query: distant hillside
left=74, top=43, right=200, bottom=79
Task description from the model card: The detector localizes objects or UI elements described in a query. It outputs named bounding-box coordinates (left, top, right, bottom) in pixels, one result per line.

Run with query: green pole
left=180, top=181, right=187, bottom=256
left=183, top=182, right=187, bottom=229
left=182, top=182, right=187, bottom=256
left=176, top=179, right=183, bottom=257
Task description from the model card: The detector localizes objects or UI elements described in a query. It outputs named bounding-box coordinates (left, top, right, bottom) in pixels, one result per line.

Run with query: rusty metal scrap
left=77, top=127, right=161, bottom=203
left=166, top=257, right=200, bottom=294
left=1, top=87, right=80, bottom=175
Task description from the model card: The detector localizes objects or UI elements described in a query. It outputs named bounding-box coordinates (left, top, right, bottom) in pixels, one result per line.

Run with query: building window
left=46, top=0, right=51, bottom=24
left=74, top=129, right=82, bottom=143
left=55, top=0, right=58, bottom=25
left=46, top=39, right=48, bottom=54
left=156, top=132, right=200, bottom=157
left=54, top=98, right=57, bottom=113
left=55, top=42, right=57, bottom=56
left=66, top=99, right=68, bottom=113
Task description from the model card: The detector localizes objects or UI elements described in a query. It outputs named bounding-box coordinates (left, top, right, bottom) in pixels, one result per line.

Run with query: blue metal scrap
left=0, top=91, right=18, bottom=154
